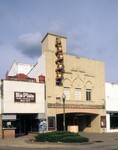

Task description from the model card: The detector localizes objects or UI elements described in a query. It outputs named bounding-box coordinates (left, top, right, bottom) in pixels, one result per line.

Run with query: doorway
left=15, top=114, right=39, bottom=135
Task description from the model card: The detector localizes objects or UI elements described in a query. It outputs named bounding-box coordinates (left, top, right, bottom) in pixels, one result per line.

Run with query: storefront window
left=110, top=113, right=118, bottom=129
left=2, top=120, right=15, bottom=128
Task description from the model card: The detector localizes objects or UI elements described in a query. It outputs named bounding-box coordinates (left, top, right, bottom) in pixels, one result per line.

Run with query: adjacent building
left=7, top=60, right=34, bottom=76
left=0, top=73, right=45, bottom=138
left=106, top=82, right=118, bottom=132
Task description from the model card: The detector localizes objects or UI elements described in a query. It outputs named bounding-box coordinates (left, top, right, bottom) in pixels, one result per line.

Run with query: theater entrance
left=57, top=113, right=98, bottom=132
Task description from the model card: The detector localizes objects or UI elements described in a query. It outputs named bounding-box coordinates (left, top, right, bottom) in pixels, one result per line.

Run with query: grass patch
left=35, top=131, right=89, bottom=143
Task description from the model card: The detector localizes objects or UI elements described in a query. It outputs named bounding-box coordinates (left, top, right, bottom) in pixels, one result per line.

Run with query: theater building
left=28, top=33, right=106, bottom=133
left=0, top=33, right=106, bottom=138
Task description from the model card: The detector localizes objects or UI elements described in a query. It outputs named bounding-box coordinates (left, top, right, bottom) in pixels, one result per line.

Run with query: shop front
left=2, top=114, right=40, bottom=138
left=2, top=114, right=16, bottom=139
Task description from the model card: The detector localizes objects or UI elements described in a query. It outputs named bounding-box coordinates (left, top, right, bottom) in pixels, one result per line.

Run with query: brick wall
left=0, top=115, right=2, bottom=138
left=3, top=129, right=15, bottom=139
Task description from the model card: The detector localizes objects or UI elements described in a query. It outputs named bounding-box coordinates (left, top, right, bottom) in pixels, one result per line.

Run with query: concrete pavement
left=0, top=132, right=118, bottom=149
left=79, top=132, right=118, bottom=142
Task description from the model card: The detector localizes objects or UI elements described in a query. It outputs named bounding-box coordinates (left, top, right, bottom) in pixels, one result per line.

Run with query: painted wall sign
left=14, top=92, right=35, bottom=102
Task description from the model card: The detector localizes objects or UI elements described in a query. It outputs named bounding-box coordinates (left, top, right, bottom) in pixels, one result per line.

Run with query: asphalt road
left=1, top=133, right=118, bottom=150
left=1, top=140, right=118, bottom=150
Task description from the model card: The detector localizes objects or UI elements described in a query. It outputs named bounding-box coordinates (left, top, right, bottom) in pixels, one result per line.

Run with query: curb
left=26, top=140, right=94, bottom=146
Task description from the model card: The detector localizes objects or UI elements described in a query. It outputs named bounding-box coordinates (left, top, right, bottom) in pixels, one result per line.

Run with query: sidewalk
left=0, top=134, right=84, bottom=149
left=0, top=132, right=118, bottom=148
left=79, top=132, right=118, bottom=142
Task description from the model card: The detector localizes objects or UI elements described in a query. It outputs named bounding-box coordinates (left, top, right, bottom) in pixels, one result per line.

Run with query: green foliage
left=61, top=136, right=89, bottom=143
left=35, top=131, right=89, bottom=143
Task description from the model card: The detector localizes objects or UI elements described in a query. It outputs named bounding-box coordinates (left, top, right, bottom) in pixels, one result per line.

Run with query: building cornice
left=48, top=103, right=105, bottom=109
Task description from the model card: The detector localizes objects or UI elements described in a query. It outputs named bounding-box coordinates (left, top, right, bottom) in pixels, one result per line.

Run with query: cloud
left=48, top=21, right=66, bottom=34
left=0, top=44, right=18, bottom=78
left=67, top=30, right=91, bottom=57
left=0, top=41, right=4, bottom=47
left=15, top=32, right=42, bottom=58
left=0, top=43, right=38, bottom=79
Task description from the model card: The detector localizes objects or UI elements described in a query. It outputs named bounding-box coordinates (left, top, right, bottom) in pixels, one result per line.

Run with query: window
left=2, top=120, right=15, bottom=129
left=86, top=89, right=91, bottom=101
left=75, top=88, right=81, bottom=100
left=64, top=87, right=70, bottom=100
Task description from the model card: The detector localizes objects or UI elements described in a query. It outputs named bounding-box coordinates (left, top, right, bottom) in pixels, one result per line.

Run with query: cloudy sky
left=0, top=0, right=118, bottom=82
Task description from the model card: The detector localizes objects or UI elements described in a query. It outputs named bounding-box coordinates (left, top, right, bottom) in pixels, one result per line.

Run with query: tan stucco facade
left=42, top=33, right=106, bottom=133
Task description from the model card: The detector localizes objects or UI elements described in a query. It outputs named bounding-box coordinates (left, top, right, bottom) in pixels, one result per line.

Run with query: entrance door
left=15, top=114, right=38, bottom=135
left=73, top=117, right=79, bottom=125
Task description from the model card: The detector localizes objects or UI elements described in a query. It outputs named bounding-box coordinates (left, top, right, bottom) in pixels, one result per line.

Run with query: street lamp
left=62, top=93, right=66, bottom=131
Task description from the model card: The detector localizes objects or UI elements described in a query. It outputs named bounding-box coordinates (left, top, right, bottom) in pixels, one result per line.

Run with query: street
left=1, top=132, right=118, bottom=150
left=1, top=140, right=118, bottom=150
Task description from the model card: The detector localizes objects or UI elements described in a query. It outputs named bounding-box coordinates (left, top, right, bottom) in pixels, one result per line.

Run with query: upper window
left=75, top=88, right=81, bottom=100
left=64, top=87, right=70, bottom=100
left=86, top=89, right=91, bottom=101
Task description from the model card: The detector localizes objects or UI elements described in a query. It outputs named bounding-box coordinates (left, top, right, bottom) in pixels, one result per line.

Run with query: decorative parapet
left=48, top=103, right=105, bottom=109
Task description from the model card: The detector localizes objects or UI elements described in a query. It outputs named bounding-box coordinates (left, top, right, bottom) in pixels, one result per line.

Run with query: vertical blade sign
left=55, top=37, right=63, bottom=85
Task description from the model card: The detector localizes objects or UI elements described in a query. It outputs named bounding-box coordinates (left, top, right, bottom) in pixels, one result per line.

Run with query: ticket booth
left=2, top=115, right=16, bottom=139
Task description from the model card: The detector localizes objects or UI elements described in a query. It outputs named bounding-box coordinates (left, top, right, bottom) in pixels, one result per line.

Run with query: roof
left=41, top=33, right=67, bottom=43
